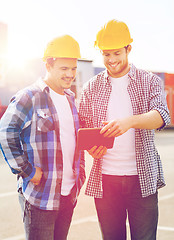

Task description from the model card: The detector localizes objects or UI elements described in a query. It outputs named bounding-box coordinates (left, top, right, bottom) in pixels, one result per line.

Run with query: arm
left=130, top=109, right=164, bottom=129
left=88, top=110, right=163, bottom=158
left=91, top=74, right=170, bottom=157
left=79, top=84, right=94, bottom=128
left=0, top=92, right=41, bottom=183
left=101, top=110, right=164, bottom=138
left=101, top=74, right=170, bottom=137
left=79, top=85, right=107, bottom=159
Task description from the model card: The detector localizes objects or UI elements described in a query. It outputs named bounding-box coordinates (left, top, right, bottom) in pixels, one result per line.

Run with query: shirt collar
left=35, top=78, right=49, bottom=92
left=103, top=69, right=111, bottom=84
left=128, top=63, right=137, bottom=81
left=103, top=63, right=137, bottom=83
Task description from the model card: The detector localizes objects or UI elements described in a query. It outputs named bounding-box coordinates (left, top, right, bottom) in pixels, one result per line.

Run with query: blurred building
left=0, top=58, right=94, bottom=106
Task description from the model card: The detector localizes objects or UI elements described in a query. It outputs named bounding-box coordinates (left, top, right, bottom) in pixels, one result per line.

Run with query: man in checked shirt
left=79, top=19, right=170, bottom=240
left=0, top=35, right=85, bottom=240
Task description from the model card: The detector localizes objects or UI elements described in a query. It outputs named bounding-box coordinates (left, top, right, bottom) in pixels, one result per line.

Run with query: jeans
left=18, top=192, right=75, bottom=240
left=95, top=175, right=158, bottom=240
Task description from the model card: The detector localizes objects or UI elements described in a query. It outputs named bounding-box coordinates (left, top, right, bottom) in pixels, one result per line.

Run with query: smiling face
left=102, top=45, right=131, bottom=78
left=45, top=58, right=77, bottom=95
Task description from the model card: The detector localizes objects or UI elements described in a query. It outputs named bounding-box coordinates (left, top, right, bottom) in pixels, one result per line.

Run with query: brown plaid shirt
left=79, top=64, right=170, bottom=198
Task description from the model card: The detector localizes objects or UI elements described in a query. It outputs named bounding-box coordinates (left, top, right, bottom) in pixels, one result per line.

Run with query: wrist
left=127, top=115, right=136, bottom=129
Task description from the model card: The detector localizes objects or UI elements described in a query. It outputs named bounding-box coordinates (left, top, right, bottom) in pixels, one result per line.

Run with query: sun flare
left=6, top=34, right=39, bottom=69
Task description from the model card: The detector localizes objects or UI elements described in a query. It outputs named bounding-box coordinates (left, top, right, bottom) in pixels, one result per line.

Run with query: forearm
left=0, top=102, right=35, bottom=179
left=0, top=139, right=36, bottom=180
left=101, top=110, right=165, bottom=138
left=130, top=110, right=164, bottom=130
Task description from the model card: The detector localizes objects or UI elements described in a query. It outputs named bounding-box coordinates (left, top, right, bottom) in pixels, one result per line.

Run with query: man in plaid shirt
left=0, top=35, right=85, bottom=240
left=79, top=20, right=170, bottom=240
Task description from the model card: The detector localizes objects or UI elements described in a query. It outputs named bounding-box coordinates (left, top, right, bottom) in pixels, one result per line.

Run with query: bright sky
left=0, top=0, right=174, bottom=73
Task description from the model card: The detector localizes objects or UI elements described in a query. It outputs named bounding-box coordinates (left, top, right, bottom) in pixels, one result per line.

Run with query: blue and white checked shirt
left=0, top=79, right=85, bottom=210
left=79, top=64, right=170, bottom=198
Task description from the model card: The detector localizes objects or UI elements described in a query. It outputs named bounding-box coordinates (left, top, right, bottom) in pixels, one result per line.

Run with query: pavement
left=0, top=129, right=174, bottom=240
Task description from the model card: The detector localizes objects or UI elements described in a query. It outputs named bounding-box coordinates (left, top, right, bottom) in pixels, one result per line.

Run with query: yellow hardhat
left=43, top=35, right=81, bottom=61
left=94, top=19, right=133, bottom=50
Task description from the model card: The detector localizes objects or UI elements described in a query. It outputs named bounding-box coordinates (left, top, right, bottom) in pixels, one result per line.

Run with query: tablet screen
left=77, top=128, right=114, bottom=150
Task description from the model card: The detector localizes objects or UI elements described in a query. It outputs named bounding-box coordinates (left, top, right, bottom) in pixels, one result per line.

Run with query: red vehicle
left=165, top=73, right=174, bottom=126
left=0, top=101, right=7, bottom=119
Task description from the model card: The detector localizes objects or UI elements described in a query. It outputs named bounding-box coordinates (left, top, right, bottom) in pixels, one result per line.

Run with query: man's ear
left=127, top=45, right=132, bottom=54
left=46, top=62, right=51, bottom=72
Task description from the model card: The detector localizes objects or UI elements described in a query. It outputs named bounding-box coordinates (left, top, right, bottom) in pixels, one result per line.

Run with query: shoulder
left=83, top=70, right=107, bottom=93
left=10, top=83, right=42, bottom=107
left=129, top=64, right=162, bottom=85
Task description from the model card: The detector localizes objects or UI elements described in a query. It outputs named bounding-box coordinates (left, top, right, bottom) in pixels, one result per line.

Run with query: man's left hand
left=88, top=145, right=107, bottom=159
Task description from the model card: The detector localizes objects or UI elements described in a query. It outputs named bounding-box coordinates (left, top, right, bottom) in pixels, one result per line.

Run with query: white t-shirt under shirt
left=49, top=88, right=76, bottom=196
left=102, top=74, right=138, bottom=175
